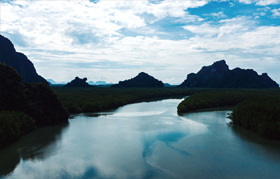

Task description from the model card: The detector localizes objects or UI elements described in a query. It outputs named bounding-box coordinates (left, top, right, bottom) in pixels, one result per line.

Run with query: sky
left=1, top=0, right=280, bottom=84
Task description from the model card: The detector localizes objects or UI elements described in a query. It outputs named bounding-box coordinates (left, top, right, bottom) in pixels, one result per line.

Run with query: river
left=1, top=98, right=280, bottom=179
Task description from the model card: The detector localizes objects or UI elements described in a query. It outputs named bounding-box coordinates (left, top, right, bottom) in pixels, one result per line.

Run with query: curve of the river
left=1, top=99, right=280, bottom=179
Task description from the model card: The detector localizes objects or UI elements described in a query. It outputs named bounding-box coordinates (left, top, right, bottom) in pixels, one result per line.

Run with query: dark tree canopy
left=0, top=63, right=69, bottom=148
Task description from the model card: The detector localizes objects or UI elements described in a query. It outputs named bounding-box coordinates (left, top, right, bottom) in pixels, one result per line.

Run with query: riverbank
left=2, top=98, right=280, bottom=178
left=52, top=87, right=210, bottom=114
left=177, top=88, right=280, bottom=139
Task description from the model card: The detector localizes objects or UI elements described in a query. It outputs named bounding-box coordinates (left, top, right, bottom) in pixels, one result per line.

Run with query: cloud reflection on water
left=4, top=99, right=208, bottom=179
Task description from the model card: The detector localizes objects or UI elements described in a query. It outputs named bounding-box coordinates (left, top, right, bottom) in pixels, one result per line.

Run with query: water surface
left=1, top=99, right=280, bottom=179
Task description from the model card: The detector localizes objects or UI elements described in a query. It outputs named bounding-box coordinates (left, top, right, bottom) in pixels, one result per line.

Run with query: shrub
left=0, top=111, right=36, bottom=148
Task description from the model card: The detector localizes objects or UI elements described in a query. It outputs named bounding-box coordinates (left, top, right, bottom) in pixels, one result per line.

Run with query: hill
left=178, top=60, right=278, bottom=88
left=111, top=72, right=164, bottom=88
left=0, top=35, right=46, bottom=83
left=0, top=63, right=69, bottom=148
left=64, top=77, right=91, bottom=87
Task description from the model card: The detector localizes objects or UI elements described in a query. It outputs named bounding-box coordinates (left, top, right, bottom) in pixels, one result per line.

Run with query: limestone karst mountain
left=178, top=60, right=279, bottom=88
left=64, top=77, right=91, bottom=87
left=0, top=35, right=46, bottom=83
left=111, top=72, right=164, bottom=88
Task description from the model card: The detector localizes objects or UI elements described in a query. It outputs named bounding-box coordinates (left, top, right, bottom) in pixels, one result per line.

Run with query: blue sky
left=1, top=0, right=280, bottom=84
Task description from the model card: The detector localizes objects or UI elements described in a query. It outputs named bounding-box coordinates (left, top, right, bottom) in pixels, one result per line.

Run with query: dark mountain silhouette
left=64, top=77, right=91, bottom=87
left=111, top=72, right=164, bottom=88
left=178, top=60, right=279, bottom=88
left=0, top=35, right=46, bottom=83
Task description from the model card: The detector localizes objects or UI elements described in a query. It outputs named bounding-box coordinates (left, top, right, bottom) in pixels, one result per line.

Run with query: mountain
left=88, top=81, right=112, bottom=85
left=47, top=79, right=56, bottom=84
left=111, top=72, right=164, bottom=88
left=178, top=60, right=279, bottom=88
left=0, top=34, right=46, bottom=83
left=88, top=81, right=95, bottom=85
left=64, top=77, right=91, bottom=87
left=95, top=81, right=109, bottom=85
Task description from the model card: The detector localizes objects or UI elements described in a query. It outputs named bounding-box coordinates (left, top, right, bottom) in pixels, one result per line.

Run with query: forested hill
left=178, top=60, right=279, bottom=88
left=0, top=63, right=69, bottom=148
left=0, top=34, right=46, bottom=83
left=111, top=72, right=164, bottom=88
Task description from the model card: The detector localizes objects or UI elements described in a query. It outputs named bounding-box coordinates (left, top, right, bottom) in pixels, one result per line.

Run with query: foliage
left=231, top=95, right=280, bottom=139
left=0, top=62, right=69, bottom=148
left=177, top=88, right=280, bottom=139
left=52, top=87, right=206, bottom=114
left=0, top=111, right=36, bottom=148
left=177, top=89, right=264, bottom=113
left=0, top=63, right=23, bottom=111
left=22, top=82, right=69, bottom=126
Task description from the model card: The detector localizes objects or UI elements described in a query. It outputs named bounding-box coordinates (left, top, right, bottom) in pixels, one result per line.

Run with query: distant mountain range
left=47, top=79, right=57, bottom=84
left=47, top=79, right=112, bottom=85
left=111, top=72, right=164, bottom=88
left=0, top=35, right=46, bottom=83
left=178, top=60, right=279, bottom=88
left=88, top=81, right=113, bottom=85
left=1, top=35, right=278, bottom=88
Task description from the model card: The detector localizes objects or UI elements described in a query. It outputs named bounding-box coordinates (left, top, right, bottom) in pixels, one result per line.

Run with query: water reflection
left=230, top=124, right=280, bottom=162
left=1, top=99, right=280, bottom=179
left=0, top=123, right=69, bottom=176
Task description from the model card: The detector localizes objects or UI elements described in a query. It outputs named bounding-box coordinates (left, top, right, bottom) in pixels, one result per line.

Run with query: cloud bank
left=1, top=0, right=280, bottom=84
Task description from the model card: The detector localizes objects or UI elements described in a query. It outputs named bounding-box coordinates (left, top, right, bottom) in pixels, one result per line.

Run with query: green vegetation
left=230, top=95, right=280, bottom=139
left=177, top=89, right=261, bottom=113
left=0, top=63, right=69, bottom=148
left=177, top=88, right=280, bottom=139
left=0, top=111, right=36, bottom=148
left=52, top=87, right=207, bottom=114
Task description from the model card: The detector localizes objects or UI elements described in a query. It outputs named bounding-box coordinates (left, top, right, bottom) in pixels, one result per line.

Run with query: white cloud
left=146, top=0, right=208, bottom=20
left=183, top=17, right=253, bottom=38
left=183, top=24, right=219, bottom=37
left=272, top=8, right=280, bottom=17
left=1, top=0, right=280, bottom=84
left=239, top=0, right=280, bottom=5
left=255, top=0, right=280, bottom=5
left=239, top=0, right=254, bottom=4
left=211, top=11, right=227, bottom=18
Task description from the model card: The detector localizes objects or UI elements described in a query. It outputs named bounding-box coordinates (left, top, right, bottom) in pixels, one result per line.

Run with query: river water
left=1, top=99, right=280, bottom=179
